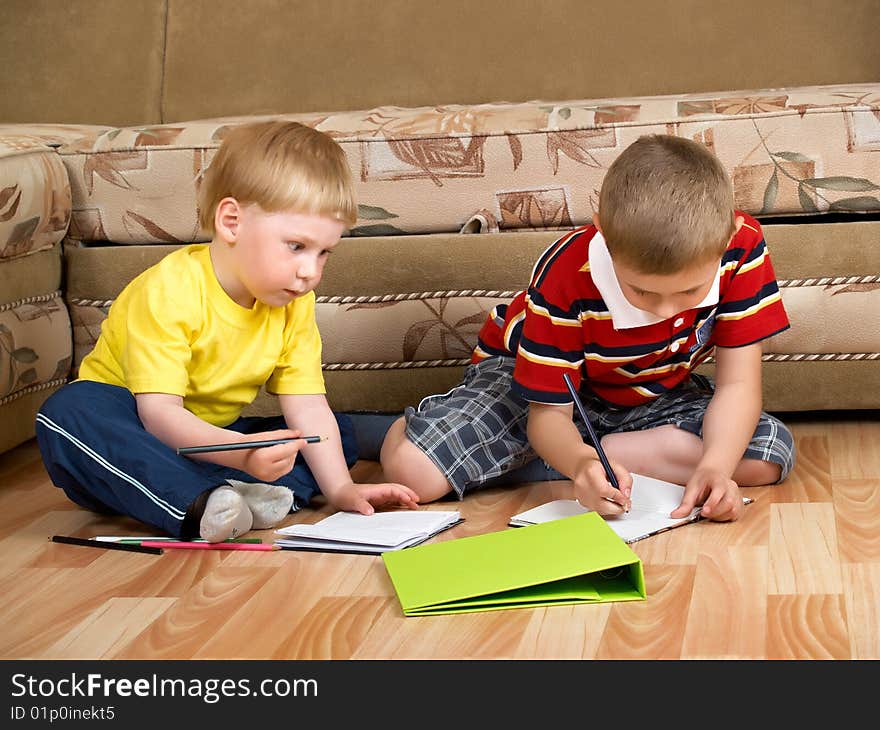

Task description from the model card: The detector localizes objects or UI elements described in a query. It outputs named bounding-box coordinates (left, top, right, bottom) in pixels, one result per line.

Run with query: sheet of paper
left=274, top=537, right=415, bottom=554
left=510, top=473, right=718, bottom=543
left=275, top=510, right=461, bottom=549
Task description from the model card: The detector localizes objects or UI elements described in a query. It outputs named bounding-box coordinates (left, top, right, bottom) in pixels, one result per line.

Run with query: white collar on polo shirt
left=587, top=230, right=721, bottom=330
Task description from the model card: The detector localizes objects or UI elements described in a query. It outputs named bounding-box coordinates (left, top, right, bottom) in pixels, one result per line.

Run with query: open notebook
left=509, top=473, right=752, bottom=543
left=274, top=510, right=463, bottom=554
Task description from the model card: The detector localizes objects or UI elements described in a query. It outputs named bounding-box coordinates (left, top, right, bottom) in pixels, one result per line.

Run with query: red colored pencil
left=138, top=541, right=279, bottom=551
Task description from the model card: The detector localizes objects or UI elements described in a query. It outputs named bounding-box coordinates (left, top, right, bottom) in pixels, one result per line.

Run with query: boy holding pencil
left=36, top=121, right=418, bottom=542
left=381, top=135, right=795, bottom=521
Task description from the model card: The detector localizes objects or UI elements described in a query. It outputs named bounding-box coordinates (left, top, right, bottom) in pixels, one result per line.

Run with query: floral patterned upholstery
left=54, top=84, right=880, bottom=245
left=0, top=126, right=106, bottom=452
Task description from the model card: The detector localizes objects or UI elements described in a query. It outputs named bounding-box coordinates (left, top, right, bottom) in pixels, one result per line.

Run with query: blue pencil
left=177, top=436, right=326, bottom=455
left=561, top=372, right=620, bottom=491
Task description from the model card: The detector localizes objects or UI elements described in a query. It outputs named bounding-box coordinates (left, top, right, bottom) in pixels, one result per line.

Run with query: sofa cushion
left=0, top=288, right=71, bottom=402
left=0, top=242, right=62, bottom=307
left=0, top=123, right=112, bottom=262
left=0, top=134, right=72, bottom=261
left=0, top=125, right=110, bottom=453
left=64, top=218, right=880, bottom=412
left=0, top=124, right=113, bottom=149
left=55, top=84, right=880, bottom=245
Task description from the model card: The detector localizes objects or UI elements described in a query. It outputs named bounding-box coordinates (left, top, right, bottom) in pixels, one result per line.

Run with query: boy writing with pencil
left=381, top=134, right=795, bottom=521
left=36, top=121, right=418, bottom=542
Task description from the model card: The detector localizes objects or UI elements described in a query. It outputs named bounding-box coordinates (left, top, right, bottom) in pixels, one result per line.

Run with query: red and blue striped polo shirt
left=472, top=212, right=790, bottom=407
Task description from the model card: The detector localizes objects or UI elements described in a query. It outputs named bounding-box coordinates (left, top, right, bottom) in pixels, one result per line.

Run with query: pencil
left=561, top=372, right=621, bottom=491
left=94, top=536, right=261, bottom=544
left=177, top=436, right=326, bottom=455
left=138, top=541, right=280, bottom=551
left=50, top=535, right=163, bottom=555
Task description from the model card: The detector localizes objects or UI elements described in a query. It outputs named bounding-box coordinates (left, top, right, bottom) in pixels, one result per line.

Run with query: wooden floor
left=1, top=412, right=878, bottom=660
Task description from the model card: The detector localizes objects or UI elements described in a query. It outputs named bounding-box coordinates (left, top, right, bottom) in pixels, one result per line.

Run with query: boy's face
left=612, top=256, right=720, bottom=320
left=219, top=202, right=345, bottom=308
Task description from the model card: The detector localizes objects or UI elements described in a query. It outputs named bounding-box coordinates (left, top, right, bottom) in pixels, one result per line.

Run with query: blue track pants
left=35, top=381, right=357, bottom=538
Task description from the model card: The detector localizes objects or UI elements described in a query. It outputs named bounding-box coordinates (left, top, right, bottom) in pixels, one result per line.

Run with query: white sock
left=199, top=486, right=253, bottom=542
left=226, top=480, right=294, bottom=529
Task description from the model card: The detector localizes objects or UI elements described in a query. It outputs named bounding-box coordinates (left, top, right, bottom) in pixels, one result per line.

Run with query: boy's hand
left=672, top=466, right=743, bottom=522
left=328, top=482, right=420, bottom=515
left=571, top=452, right=632, bottom=515
left=239, top=429, right=305, bottom=482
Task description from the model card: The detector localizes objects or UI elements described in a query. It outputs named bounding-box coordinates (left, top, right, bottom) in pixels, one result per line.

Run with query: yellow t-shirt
left=78, top=244, right=326, bottom=426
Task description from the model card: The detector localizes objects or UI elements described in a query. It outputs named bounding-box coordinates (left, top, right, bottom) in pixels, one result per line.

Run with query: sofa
left=1, top=1, right=879, bottom=456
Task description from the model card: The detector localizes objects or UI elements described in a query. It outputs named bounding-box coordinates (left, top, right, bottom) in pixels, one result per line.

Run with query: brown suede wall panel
left=762, top=220, right=880, bottom=278
left=316, top=233, right=555, bottom=296
left=65, top=243, right=181, bottom=301
left=0, top=245, right=61, bottom=306
left=320, top=221, right=880, bottom=296
left=64, top=219, right=880, bottom=305
left=4, top=1, right=878, bottom=126
left=0, top=0, right=166, bottom=125
left=697, top=361, right=880, bottom=413
left=163, top=0, right=880, bottom=122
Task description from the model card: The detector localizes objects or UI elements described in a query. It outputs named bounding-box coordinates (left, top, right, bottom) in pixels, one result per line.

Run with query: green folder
left=382, top=511, right=646, bottom=616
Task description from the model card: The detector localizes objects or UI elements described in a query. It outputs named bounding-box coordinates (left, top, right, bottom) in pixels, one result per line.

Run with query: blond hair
left=198, top=120, right=357, bottom=234
left=597, top=135, right=735, bottom=274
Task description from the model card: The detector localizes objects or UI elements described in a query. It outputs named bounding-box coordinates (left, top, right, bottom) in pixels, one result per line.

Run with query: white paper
left=275, top=510, right=461, bottom=552
left=509, top=473, right=750, bottom=543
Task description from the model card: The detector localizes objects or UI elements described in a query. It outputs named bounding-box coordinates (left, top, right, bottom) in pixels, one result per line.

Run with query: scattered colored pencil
left=51, top=535, right=163, bottom=555
left=95, top=536, right=261, bottom=544
left=138, top=541, right=279, bottom=551
left=177, top=436, right=326, bottom=455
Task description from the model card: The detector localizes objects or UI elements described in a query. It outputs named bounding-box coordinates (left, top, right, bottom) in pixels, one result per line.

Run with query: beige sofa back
left=3, top=0, right=879, bottom=126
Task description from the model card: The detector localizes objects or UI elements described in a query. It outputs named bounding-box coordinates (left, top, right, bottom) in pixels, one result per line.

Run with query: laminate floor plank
left=512, top=603, right=614, bottom=659
left=114, top=566, right=281, bottom=659
left=834, top=478, right=880, bottom=563
left=768, top=503, right=843, bottom=595
left=595, top=565, right=695, bottom=659
left=765, top=594, right=850, bottom=659
left=842, top=563, right=880, bottom=658
left=680, top=546, right=768, bottom=659
left=37, top=597, right=178, bottom=659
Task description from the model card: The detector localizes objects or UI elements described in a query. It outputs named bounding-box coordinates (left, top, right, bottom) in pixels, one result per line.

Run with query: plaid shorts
left=404, top=356, right=795, bottom=498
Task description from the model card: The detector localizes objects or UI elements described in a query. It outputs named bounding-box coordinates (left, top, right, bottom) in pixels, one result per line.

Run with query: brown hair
left=597, top=134, right=735, bottom=274
left=198, top=120, right=357, bottom=234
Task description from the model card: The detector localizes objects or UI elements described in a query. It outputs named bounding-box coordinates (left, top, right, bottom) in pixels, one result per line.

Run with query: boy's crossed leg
left=600, top=425, right=783, bottom=486
left=380, top=417, right=453, bottom=503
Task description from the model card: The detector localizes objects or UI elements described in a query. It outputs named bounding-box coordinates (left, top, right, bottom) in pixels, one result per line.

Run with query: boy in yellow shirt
left=37, top=121, right=418, bottom=541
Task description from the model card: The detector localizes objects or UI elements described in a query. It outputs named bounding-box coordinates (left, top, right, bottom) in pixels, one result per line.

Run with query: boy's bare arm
left=279, top=393, right=418, bottom=513
left=527, top=401, right=585, bottom=473
left=700, top=343, right=764, bottom=477
left=135, top=392, right=303, bottom=480
left=279, top=393, right=351, bottom=492
left=672, top=343, right=763, bottom=521
left=527, top=400, right=632, bottom=513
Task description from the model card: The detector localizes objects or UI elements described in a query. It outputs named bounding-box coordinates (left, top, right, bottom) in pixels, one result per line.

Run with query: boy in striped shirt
left=380, top=135, right=794, bottom=521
